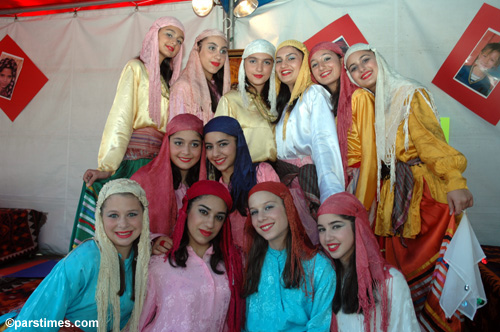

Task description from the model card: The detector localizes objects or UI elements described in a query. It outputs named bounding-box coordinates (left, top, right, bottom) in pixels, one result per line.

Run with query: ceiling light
left=192, top=0, right=215, bottom=17
left=233, top=0, right=258, bottom=18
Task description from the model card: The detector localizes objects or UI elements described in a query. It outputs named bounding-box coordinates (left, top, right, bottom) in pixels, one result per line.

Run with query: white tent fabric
left=0, top=0, right=499, bottom=255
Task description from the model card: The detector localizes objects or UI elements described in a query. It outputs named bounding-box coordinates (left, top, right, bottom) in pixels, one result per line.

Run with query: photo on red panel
left=433, top=3, right=500, bottom=125
left=0, top=52, right=24, bottom=101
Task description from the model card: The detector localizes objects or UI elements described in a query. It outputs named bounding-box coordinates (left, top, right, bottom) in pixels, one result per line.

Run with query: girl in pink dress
left=169, top=29, right=231, bottom=124
left=139, top=180, right=243, bottom=332
left=131, top=114, right=206, bottom=254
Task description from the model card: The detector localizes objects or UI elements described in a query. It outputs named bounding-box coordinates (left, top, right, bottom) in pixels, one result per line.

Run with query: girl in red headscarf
left=131, top=113, right=207, bottom=254
left=138, top=180, right=243, bottom=332
left=317, top=192, right=419, bottom=332
left=243, top=181, right=335, bottom=331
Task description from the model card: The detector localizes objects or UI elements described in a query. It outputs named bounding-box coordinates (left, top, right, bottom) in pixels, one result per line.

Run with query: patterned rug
left=0, top=277, right=43, bottom=315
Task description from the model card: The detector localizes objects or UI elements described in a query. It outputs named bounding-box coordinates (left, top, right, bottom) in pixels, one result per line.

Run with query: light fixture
left=233, top=0, right=258, bottom=18
left=192, top=0, right=215, bottom=17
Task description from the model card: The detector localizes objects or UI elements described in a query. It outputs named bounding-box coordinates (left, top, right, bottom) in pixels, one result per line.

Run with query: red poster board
left=432, top=4, right=500, bottom=125
left=304, top=14, right=368, bottom=51
left=0, top=35, right=48, bottom=122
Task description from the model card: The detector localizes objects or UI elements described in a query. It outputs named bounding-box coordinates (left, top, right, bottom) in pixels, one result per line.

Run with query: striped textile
left=123, top=127, right=163, bottom=161
left=385, top=183, right=463, bottom=332
left=391, top=158, right=421, bottom=235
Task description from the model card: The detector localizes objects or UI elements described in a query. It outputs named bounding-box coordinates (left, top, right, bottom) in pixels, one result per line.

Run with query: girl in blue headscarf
left=204, top=116, right=280, bottom=249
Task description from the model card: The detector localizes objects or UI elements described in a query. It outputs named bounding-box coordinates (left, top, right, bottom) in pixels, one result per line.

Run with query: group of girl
left=2, top=13, right=475, bottom=332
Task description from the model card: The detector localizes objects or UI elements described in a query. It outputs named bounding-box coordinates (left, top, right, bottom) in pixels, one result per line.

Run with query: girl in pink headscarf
left=71, top=17, right=186, bottom=248
left=317, top=192, right=419, bottom=332
left=169, top=29, right=231, bottom=125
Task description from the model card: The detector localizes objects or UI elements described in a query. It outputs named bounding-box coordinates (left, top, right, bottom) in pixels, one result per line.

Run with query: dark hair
left=479, top=43, right=500, bottom=69
left=168, top=195, right=225, bottom=274
left=243, top=198, right=303, bottom=297
left=198, top=38, right=225, bottom=113
left=245, top=77, right=271, bottom=109
left=331, top=214, right=379, bottom=314
left=101, top=192, right=144, bottom=299
left=321, top=83, right=340, bottom=117
left=169, top=132, right=203, bottom=189
left=160, top=58, right=174, bottom=89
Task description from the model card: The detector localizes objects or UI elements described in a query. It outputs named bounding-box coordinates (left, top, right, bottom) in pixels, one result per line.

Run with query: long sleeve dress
left=244, top=248, right=335, bottom=332
left=275, top=85, right=345, bottom=203
left=336, top=268, right=420, bottom=332
left=70, top=59, right=169, bottom=248
left=1, top=240, right=135, bottom=332
left=139, top=246, right=231, bottom=332
left=215, top=90, right=277, bottom=162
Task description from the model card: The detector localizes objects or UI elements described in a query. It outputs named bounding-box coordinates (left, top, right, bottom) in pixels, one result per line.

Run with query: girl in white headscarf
left=345, top=43, right=473, bottom=331
left=71, top=17, right=185, bottom=248
left=215, top=39, right=278, bottom=163
left=1, top=179, right=151, bottom=332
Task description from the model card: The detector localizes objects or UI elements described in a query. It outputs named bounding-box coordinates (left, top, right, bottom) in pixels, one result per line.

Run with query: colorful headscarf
left=131, top=114, right=206, bottom=235
left=139, top=16, right=185, bottom=126
left=275, top=40, right=314, bottom=139
left=204, top=116, right=257, bottom=215
left=309, top=41, right=358, bottom=188
left=0, top=57, right=17, bottom=98
left=95, top=178, right=151, bottom=332
left=245, top=182, right=317, bottom=283
left=174, top=29, right=231, bottom=120
left=344, top=43, right=439, bottom=196
left=238, top=39, right=277, bottom=118
left=168, top=180, right=243, bottom=332
left=318, top=192, right=392, bottom=332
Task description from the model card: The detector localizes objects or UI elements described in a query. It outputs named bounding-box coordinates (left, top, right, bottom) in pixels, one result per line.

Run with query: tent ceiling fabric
left=0, top=0, right=190, bottom=17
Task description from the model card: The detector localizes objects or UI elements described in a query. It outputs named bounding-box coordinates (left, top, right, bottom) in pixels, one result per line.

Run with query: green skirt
left=68, top=158, right=151, bottom=250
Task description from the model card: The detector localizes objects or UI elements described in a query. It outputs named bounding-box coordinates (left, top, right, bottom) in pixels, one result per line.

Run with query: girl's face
left=102, top=193, right=143, bottom=259
left=244, top=52, right=274, bottom=94
left=476, top=50, right=500, bottom=71
left=310, top=50, right=342, bottom=92
left=0, top=68, right=13, bottom=90
left=169, top=130, right=202, bottom=172
left=204, top=131, right=237, bottom=178
left=249, top=191, right=289, bottom=250
left=317, top=213, right=354, bottom=268
left=187, top=195, right=227, bottom=258
left=158, top=25, right=184, bottom=64
left=199, top=36, right=228, bottom=80
left=275, top=46, right=303, bottom=92
left=346, top=50, right=378, bottom=93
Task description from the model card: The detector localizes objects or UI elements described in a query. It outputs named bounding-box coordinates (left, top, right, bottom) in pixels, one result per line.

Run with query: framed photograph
left=0, top=52, right=24, bottom=100
left=304, top=14, right=368, bottom=51
left=228, top=49, right=244, bottom=86
left=432, top=3, right=500, bottom=125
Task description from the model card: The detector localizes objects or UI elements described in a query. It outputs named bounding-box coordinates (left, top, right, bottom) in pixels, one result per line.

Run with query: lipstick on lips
left=116, top=231, right=133, bottom=239
left=253, top=74, right=263, bottom=79
left=211, top=61, right=221, bottom=67
left=320, top=70, right=331, bottom=78
left=179, top=157, right=192, bottom=163
left=361, top=71, right=372, bottom=80
left=326, top=243, right=340, bottom=252
left=259, top=223, right=274, bottom=232
left=166, top=45, right=174, bottom=52
left=213, top=158, right=225, bottom=166
left=281, top=70, right=292, bottom=76
left=200, top=229, right=213, bottom=237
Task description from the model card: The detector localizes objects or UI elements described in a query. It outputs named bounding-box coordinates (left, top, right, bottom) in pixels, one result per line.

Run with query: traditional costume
left=215, top=39, right=278, bottom=162
left=70, top=17, right=185, bottom=248
left=274, top=40, right=345, bottom=206
left=131, top=113, right=206, bottom=236
left=318, top=192, right=419, bottom=332
left=1, top=179, right=151, bottom=332
left=244, top=182, right=335, bottom=332
left=345, top=43, right=470, bottom=331
left=138, top=180, right=243, bottom=332
left=169, top=29, right=231, bottom=125
left=308, top=41, right=358, bottom=188
left=203, top=116, right=279, bottom=249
